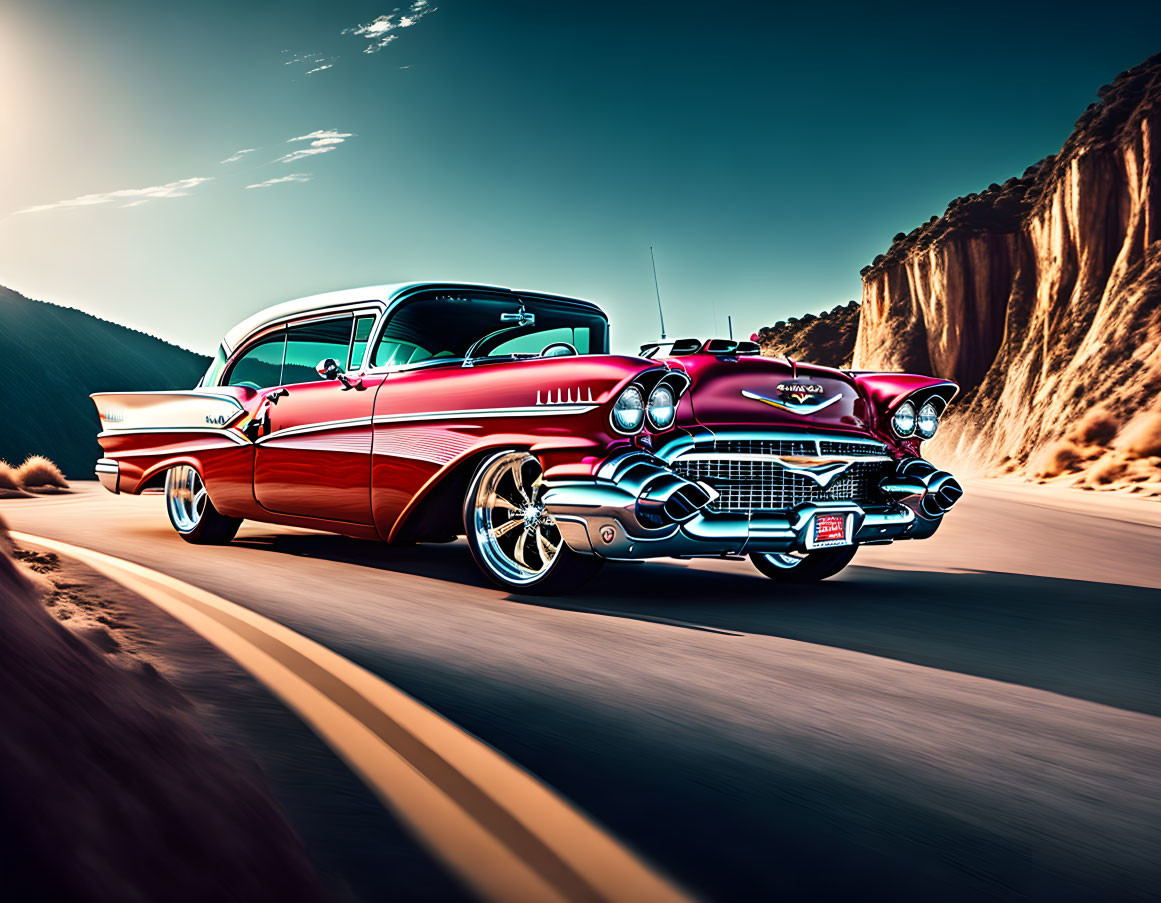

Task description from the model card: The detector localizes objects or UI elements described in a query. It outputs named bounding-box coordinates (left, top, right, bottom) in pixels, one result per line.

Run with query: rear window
left=225, top=331, right=286, bottom=390
left=282, top=317, right=354, bottom=385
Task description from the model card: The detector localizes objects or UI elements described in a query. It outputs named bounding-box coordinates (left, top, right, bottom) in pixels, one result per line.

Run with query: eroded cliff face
left=855, top=52, right=1161, bottom=495
left=755, top=300, right=860, bottom=368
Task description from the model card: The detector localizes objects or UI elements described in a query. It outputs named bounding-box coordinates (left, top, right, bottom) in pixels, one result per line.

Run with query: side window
left=349, top=315, right=375, bottom=370
left=282, top=317, right=354, bottom=385
left=225, top=331, right=285, bottom=390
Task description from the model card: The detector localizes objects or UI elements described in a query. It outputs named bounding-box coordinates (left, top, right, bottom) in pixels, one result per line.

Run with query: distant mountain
left=0, top=287, right=209, bottom=479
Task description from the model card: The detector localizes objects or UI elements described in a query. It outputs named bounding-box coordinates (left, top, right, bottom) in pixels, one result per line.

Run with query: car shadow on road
left=230, top=530, right=1161, bottom=716
left=536, top=561, right=1161, bottom=717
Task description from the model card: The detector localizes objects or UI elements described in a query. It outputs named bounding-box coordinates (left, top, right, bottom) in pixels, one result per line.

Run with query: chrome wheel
left=471, top=452, right=563, bottom=586
left=166, top=465, right=207, bottom=534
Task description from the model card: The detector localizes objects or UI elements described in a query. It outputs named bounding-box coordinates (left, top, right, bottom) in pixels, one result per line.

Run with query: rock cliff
left=854, top=51, right=1161, bottom=495
left=755, top=300, right=860, bottom=368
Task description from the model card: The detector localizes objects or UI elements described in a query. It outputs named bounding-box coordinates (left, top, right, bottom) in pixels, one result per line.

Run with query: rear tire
left=165, top=465, right=242, bottom=545
left=463, top=451, right=602, bottom=594
left=749, top=546, right=856, bottom=583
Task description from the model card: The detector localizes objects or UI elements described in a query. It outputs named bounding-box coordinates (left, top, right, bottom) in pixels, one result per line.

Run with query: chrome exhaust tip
left=888, top=458, right=963, bottom=519
left=637, top=472, right=715, bottom=527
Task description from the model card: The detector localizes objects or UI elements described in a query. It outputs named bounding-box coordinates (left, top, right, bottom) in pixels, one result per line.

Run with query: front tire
left=165, top=465, right=242, bottom=545
left=463, top=451, right=602, bottom=594
left=749, top=546, right=856, bottom=583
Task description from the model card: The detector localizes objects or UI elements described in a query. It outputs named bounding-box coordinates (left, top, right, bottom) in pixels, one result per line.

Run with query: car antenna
left=650, top=246, right=667, bottom=340
left=728, top=315, right=733, bottom=340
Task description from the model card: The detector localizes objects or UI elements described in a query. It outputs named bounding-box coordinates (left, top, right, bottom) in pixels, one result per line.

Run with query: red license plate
left=809, top=513, right=850, bottom=549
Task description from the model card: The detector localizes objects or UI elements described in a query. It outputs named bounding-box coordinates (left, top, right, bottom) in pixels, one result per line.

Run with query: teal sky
left=2, top=0, right=1159, bottom=355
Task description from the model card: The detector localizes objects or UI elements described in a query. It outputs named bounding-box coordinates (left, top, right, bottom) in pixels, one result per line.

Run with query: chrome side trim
left=90, top=390, right=245, bottom=408
left=254, top=416, right=373, bottom=444
left=373, top=405, right=597, bottom=424
left=741, top=389, right=843, bottom=415
left=92, top=391, right=247, bottom=433
left=97, top=427, right=251, bottom=445
left=536, top=387, right=597, bottom=405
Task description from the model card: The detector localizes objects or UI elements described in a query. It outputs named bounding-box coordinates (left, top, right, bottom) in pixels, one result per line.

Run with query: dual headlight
left=611, top=383, right=679, bottom=434
left=891, top=399, right=940, bottom=439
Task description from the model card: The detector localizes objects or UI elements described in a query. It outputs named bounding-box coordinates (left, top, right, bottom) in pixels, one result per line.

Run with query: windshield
left=371, top=292, right=608, bottom=368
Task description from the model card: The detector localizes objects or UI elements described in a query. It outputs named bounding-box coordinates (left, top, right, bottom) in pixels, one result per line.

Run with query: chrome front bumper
left=543, top=447, right=961, bottom=560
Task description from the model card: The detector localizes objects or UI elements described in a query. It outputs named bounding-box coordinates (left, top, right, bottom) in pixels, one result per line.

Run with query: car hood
left=670, top=354, right=875, bottom=433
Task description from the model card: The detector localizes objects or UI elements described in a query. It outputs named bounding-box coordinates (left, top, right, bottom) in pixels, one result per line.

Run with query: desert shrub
left=1031, top=439, right=1083, bottom=477
left=17, top=456, right=68, bottom=490
left=1116, top=411, right=1161, bottom=458
left=0, top=461, right=22, bottom=492
left=1068, top=407, right=1119, bottom=445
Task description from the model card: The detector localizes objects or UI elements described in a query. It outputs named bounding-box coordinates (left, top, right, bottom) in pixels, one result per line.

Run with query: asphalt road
left=4, top=482, right=1161, bottom=902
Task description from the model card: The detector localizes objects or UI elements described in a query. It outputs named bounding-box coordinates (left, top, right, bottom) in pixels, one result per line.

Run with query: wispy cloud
left=246, top=173, right=312, bottom=190
left=275, top=129, right=354, bottom=164
left=283, top=50, right=337, bottom=76
left=220, top=148, right=256, bottom=164
left=16, top=176, right=214, bottom=215
left=345, top=1, right=436, bottom=54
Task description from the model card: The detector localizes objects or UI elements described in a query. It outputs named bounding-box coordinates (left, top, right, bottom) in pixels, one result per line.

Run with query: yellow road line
left=13, top=532, right=691, bottom=903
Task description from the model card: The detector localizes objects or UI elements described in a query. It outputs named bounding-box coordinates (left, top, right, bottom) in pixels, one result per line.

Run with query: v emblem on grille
left=772, top=456, right=853, bottom=487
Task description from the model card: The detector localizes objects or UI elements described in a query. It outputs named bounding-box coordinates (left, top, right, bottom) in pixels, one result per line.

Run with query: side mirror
left=316, top=358, right=344, bottom=380
left=316, top=358, right=357, bottom=390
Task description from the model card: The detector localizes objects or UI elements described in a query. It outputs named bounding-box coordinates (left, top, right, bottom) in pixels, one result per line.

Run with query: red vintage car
left=92, top=282, right=962, bottom=592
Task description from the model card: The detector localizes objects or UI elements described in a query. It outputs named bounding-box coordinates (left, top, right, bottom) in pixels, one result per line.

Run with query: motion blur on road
left=3, top=481, right=1160, bottom=902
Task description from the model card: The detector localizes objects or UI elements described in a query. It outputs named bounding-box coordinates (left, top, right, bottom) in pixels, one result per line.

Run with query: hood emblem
left=777, top=382, right=824, bottom=404
left=742, top=388, right=842, bottom=416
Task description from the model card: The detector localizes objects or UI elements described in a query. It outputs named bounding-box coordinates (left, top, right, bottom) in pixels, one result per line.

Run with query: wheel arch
left=387, top=445, right=532, bottom=543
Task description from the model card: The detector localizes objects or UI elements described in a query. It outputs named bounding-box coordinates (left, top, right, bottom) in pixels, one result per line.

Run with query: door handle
left=268, top=388, right=289, bottom=405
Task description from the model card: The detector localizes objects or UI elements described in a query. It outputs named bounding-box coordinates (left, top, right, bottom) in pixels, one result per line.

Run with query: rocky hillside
left=852, top=52, right=1161, bottom=494
left=755, top=301, right=860, bottom=368
left=0, top=287, right=209, bottom=479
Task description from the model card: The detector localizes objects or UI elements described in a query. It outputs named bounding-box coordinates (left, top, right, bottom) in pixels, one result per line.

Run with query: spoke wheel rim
left=762, top=551, right=810, bottom=569
left=473, top=452, right=562, bottom=586
left=166, top=465, right=207, bottom=533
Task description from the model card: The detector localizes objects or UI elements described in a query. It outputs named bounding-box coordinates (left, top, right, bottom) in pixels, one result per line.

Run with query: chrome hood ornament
left=741, top=388, right=842, bottom=415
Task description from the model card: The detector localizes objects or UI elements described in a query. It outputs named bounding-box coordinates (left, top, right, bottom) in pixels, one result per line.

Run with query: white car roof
left=220, top=281, right=600, bottom=353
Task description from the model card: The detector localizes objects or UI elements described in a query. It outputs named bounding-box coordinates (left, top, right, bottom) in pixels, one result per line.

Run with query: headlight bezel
left=916, top=401, right=940, bottom=439
left=645, top=384, right=677, bottom=431
left=610, top=385, right=646, bottom=434
left=891, top=400, right=917, bottom=438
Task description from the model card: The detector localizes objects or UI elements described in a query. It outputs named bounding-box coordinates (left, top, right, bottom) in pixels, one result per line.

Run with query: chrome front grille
left=668, top=435, right=891, bottom=514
